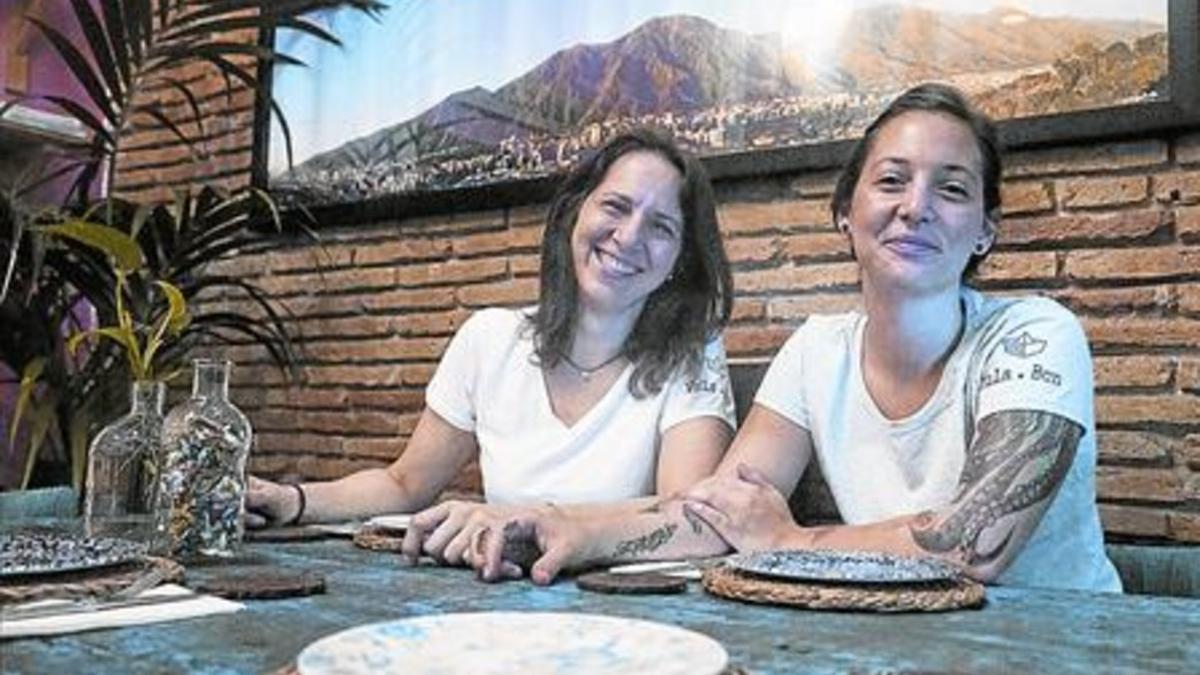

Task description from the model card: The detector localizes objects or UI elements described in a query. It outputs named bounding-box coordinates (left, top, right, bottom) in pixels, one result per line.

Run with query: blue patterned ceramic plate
left=297, top=611, right=728, bottom=675
left=0, top=532, right=147, bottom=577
left=727, top=549, right=960, bottom=584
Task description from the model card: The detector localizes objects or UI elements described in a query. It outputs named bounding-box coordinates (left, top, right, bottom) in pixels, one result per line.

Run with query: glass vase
left=157, top=358, right=252, bottom=559
left=84, top=380, right=165, bottom=543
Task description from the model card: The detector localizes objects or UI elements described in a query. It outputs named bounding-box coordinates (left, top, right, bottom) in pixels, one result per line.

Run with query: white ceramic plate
left=297, top=611, right=728, bottom=675
left=365, top=513, right=412, bottom=532
left=727, top=549, right=960, bottom=584
left=0, top=532, right=147, bottom=577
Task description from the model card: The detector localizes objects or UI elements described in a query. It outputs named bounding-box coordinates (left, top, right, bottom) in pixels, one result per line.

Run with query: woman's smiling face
left=845, top=110, right=995, bottom=296
left=570, top=150, right=684, bottom=316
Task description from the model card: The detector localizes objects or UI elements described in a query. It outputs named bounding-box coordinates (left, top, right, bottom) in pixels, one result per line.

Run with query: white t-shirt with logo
left=755, top=288, right=1121, bottom=592
left=425, top=308, right=736, bottom=505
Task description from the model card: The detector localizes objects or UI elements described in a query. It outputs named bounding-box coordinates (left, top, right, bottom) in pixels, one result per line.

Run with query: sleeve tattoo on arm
left=910, top=410, right=1082, bottom=565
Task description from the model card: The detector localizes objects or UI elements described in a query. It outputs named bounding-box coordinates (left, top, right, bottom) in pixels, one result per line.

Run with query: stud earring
left=973, top=240, right=990, bottom=255
left=837, top=218, right=850, bottom=233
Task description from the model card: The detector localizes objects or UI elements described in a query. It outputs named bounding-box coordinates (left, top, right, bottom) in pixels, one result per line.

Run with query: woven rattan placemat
left=702, top=564, right=985, bottom=613
left=0, top=556, right=184, bottom=605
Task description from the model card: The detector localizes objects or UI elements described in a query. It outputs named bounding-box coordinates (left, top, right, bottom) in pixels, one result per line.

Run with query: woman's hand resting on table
left=244, top=475, right=302, bottom=529
left=400, top=500, right=551, bottom=567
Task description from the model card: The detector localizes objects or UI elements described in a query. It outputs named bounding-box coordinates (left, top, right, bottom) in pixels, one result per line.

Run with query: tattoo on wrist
left=612, top=523, right=677, bottom=558
left=682, top=505, right=705, bottom=535
left=911, top=410, right=1080, bottom=565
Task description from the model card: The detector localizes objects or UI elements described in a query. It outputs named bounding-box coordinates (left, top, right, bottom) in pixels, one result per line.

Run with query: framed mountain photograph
left=253, top=0, right=1197, bottom=217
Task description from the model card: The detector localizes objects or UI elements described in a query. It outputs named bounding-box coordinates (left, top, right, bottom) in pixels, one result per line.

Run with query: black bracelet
left=284, top=483, right=306, bottom=527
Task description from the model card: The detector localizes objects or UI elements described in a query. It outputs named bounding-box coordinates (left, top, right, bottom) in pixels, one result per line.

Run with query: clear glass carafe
left=157, top=359, right=252, bottom=558
left=84, top=380, right=165, bottom=542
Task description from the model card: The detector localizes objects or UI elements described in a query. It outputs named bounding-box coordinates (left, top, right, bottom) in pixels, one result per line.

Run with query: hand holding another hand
left=682, top=463, right=799, bottom=552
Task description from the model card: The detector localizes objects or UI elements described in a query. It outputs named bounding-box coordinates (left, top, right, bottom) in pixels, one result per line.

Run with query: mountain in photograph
left=275, top=4, right=1165, bottom=201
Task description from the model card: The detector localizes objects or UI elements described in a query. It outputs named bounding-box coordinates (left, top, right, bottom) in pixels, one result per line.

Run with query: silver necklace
left=559, top=351, right=625, bottom=381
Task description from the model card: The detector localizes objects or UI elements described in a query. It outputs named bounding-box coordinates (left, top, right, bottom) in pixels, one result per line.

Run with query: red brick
left=452, top=226, right=541, bottom=256
left=1060, top=175, right=1148, bottom=209
left=296, top=456, right=388, bottom=481
left=1096, top=394, right=1200, bottom=425
left=395, top=257, right=507, bottom=288
left=1184, top=435, right=1200, bottom=470
left=363, top=287, right=456, bottom=312
left=1006, top=140, right=1167, bottom=177
left=725, top=235, right=781, bottom=264
left=1167, top=513, right=1200, bottom=542
left=1098, top=504, right=1170, bottom=538
left=288, top=409, right=402, bottom=435
left=1083, top=317, right=1200, bottom=349
left=396, top=412, right=421, bottom=435
left=1000, top=180, right=1053, bottom=216
left=1179, top=358, right=1200, bottom=393
left=1000, top=211, right=1163, bottom=246
left=723, top=325, right=795, bottom=357
left=736, top=262, right=859, bottom=293
left=1153, top=170, right=1200, bottom=204
left=731, top=298, right=766, bottom=323
left=263, top=388, right=348, bottom=409
left=510, top=253, right=541, bottom=276
left=502, top=209, right=544, bottom=233
left=1095, top=466, right=1185, bottom=502
left=354, top=238, right=452, bottom=266
left=403, top=210, right=506, bottom=235
left=303, top=337, right=447, bottom=363
left=1180, top=284, right=1200, bottom=315
left=974, top=251, right=1058, bottom=282
left=248, top=455, right=300, bottom=476
left=208, top=255, right=267, bottom=279
left=268, top=245, right=356, bottom=272
left=295, top=315, right=394, bottom=340
left=1050, top=285, right=1174, bottom=315
left=1178, top=132, right=1200, bottom=166
left=719, top=199, right=830, bottom=234
left=1178, top=206, right=1200, bottom=240
left=254, top=432, right=343, bottom=454
left=1093, top=356, right=1173, bottom=390
left=394, top=309, right=471, bottom=337
left=767, top=294, right=861, bottom=321
left=258, top=267, right=396, bottom=296
left=1096, top=430, right=1178, bottom=463
left=402, top=364, right=439, bottom=387
left=1065, top=247, right=1199, bottom=281
left=345, top=389, right=424, bottom=412
left=456, top=278, right=539, bottom=307
left=304, top=365, right=405, bottom=387
left=781, top=231, right=851, bottom=262
left=342, top=437, right=405, bottom=461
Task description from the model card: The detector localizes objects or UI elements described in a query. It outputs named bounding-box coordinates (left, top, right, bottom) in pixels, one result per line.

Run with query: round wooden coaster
left=353, top=525, right=405, bottom=552
left=0, top=556, right=184, bottom=605
left=576, top=571, right=688, bottom=595
left=702, top=565, right=985, bottom=613
left=245, top=526, right=328, bottom=543
left=187, top=569, right=326, bottom=599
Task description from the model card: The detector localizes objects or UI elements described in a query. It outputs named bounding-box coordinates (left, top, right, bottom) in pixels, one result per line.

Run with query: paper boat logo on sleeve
left=1001, top=331, right=1047, bottom=359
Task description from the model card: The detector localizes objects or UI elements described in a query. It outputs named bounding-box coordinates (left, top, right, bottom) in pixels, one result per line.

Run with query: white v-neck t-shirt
left=425, top=308, right=736, bottom=505
left=755, top=288, right=1121, bottom=592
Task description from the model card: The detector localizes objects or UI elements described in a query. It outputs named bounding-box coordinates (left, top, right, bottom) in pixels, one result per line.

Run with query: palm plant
left=1, top=0, right=387, bottom=490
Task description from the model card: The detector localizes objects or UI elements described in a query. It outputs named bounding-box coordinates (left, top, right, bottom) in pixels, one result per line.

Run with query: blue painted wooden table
left=3, top=538, right=1199, bottom=674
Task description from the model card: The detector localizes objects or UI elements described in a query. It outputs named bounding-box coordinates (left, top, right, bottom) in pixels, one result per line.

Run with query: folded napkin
left=0, top=583, right=243, bottom=639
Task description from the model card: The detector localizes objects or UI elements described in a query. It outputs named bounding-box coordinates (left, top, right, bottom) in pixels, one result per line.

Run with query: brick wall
left=189, top=130, right=1200, bottom=543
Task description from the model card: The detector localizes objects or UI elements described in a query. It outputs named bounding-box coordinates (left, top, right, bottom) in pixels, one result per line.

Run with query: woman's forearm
left=299, top=468, right=424, bottom=523
left=578, top=499, right=731, bottom=565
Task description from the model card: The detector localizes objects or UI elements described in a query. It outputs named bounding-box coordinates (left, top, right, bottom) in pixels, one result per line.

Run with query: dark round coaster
left=245, top=526, right=327, bottom=543
left=575, top=571, right=688, bottom=595
left=186, top=569, right=326, bottom=599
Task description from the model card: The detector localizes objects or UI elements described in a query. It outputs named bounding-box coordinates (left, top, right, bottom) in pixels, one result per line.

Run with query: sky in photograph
left=268, top=0, right=1167, bottom=173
